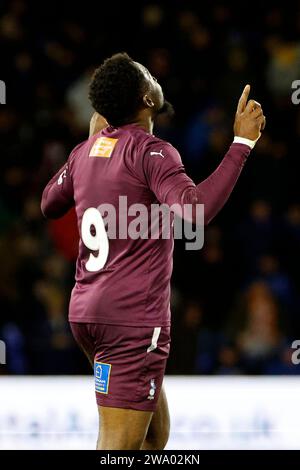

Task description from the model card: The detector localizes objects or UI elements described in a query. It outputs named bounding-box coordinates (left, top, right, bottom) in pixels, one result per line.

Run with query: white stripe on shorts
left=147, top=327, right=161, bottom=353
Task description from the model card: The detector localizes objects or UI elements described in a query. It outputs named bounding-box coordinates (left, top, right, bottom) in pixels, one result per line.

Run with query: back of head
left=89, top=53, right=147, bottom=127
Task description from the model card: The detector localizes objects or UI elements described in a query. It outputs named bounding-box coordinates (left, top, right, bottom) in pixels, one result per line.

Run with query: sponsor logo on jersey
left=89, top=137, right=118, bottom=158
left=94, top=361, right=111, bottom=394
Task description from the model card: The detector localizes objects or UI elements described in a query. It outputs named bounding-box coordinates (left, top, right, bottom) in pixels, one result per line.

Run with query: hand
left=234, top=84, right=266, bottom=141
left=89, top=112, right=108, bottom=137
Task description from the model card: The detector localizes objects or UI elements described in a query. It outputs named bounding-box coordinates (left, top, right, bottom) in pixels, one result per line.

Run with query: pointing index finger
left=236, top=84, right=250, bottom=114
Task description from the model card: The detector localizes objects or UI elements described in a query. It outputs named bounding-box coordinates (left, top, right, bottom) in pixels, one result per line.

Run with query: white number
left=81, top=207, right=109, bottom=272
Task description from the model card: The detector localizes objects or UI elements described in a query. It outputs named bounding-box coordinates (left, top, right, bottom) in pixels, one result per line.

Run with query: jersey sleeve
left=41, top=146, right=78, bottom=219
left=142, top=141, right=195, bottom=205
left=142, top=140, right=252, bottom=224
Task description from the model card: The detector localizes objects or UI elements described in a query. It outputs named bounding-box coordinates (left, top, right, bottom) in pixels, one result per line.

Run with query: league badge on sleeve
left=94, top=361, right=111, bottom=394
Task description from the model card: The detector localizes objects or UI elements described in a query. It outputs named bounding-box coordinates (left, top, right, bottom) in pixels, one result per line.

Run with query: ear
left=143, top=94, right=155, bottom=108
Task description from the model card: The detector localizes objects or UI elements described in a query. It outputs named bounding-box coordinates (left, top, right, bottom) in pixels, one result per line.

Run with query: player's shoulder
left=67, top=139, right=90, bottom=168
left=66, top=139, right=86, bottom=161
left=120, top=125, right=176, bottom=164
left=139, top=133, right=181, bottom=165
left=133, top=129, right=177, bottom=156
left=70, top=139, right=88, bottom=156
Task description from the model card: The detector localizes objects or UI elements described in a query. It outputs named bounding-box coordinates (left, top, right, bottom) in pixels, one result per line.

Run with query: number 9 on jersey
left=81, top=207, right=109, bottom=272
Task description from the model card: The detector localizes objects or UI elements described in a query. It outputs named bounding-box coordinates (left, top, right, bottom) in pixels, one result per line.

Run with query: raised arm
left=143, top=85, right=266, bottom=224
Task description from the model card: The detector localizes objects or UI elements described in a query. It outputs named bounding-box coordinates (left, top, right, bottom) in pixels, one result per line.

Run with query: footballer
left=41, top=53, right=265, bottom=450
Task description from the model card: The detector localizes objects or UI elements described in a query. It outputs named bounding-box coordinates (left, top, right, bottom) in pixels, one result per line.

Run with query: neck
left=130, top=112, right=153, bottom=134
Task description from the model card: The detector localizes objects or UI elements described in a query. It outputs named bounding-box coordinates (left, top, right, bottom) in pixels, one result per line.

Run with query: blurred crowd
left=1, top=0, right=300, bottom=375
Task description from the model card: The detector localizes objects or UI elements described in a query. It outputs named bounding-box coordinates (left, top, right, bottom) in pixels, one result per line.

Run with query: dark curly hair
left=88, top=53, right=148, bottom=127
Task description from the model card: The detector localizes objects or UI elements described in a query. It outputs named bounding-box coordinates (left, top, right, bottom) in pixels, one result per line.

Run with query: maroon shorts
left=70, top=322, right=171, bottom=412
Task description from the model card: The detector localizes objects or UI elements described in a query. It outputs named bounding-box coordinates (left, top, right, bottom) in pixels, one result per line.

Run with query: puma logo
left=150, top=150, right=164, bottom=158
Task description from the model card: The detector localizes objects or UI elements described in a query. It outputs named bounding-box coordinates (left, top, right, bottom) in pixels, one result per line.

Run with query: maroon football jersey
left=41, top=124, right=251, bottom=326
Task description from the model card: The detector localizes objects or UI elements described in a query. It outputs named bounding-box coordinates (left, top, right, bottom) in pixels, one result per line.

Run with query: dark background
left=1, top=0, right=300, bottom=376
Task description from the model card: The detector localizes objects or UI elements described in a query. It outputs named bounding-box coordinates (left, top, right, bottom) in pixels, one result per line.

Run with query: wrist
left=233, top=136, right=259, bottom=149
